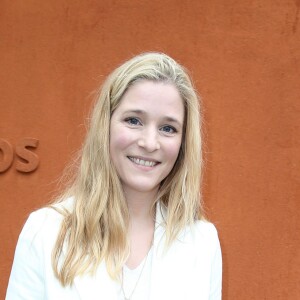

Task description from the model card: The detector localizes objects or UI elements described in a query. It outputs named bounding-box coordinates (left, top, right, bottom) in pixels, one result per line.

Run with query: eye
left=125, top=117, right=142, bottom=126
left=160, top=125, right=177, bottom=134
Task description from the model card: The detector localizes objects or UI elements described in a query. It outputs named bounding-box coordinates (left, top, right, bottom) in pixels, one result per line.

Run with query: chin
left=124, top=181, right=160, bottom=194
left=133, top=186, right=158, bottom=193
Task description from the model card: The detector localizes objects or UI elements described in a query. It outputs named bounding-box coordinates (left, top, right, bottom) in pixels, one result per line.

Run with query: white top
left=117, top=247, right=153, bottom=300
left=6, top=198, right=222, bottom=300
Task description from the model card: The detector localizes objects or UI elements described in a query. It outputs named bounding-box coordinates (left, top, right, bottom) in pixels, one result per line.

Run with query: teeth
left=129, top=157, right=157, bottom=167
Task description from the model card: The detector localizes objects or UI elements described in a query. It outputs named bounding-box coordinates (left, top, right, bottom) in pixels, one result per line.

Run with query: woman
left=6, top=52, right=222, bottom=299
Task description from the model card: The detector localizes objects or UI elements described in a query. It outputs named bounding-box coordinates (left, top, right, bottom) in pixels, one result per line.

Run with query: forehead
left=114, top=81, right=184, bottom=121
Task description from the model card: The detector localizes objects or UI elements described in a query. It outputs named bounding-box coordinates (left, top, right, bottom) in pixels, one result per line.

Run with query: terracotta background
left=1, top=0, right=299, bottom=299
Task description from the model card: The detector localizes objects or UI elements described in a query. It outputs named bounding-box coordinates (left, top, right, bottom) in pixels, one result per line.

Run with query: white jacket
left=6, top=199, right=222, bottom=299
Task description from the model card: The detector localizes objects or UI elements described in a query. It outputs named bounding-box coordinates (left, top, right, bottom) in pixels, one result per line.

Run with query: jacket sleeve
left=6, top=211, right=46, bottom=299
left=209, top=226, right=222, bottom=300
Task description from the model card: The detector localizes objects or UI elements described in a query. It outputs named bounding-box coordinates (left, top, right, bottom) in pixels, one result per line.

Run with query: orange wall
left=1, top=1, right=299, bottom=299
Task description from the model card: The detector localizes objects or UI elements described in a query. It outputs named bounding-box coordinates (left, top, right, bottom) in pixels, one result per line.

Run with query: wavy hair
left=51, top=52, right=204, bottom=286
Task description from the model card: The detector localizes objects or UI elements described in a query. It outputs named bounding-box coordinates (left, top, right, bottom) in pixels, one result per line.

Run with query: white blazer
left=6, top=199, right=222, bottom=300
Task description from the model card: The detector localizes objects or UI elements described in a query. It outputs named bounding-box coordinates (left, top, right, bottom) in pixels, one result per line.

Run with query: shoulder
left=179, top=221, right=222, bottom=274
left=194, top=220, right=221, bottom=252
left=156, top=202, right=220, bottom=250
left=193, top=220, right=219, bottom=242
left=20, top=197, right=74, bottom=244
left=182, top=219, right=219, bottom=239
left=178, top=220, right=221, bottom=253
left=30, top=197, right=73, bottom=223
left=6, top=198, right=75, bottom=298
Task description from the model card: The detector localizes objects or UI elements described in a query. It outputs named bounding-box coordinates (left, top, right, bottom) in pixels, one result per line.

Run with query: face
left=109, top=80, right=184, bottom=196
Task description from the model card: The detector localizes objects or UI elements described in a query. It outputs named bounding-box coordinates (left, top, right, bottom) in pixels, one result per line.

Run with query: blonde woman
left=6, top=53, right=222, bottom=299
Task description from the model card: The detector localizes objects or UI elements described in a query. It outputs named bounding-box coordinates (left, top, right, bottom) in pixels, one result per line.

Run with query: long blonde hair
left=52, top=52, right=204, bottom=286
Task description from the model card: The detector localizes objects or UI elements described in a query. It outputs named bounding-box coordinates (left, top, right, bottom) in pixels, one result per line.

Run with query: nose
left=137, top=127, right=160, bottom=152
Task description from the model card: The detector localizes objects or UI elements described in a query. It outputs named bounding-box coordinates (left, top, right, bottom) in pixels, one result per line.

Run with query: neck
left=123, top=187, right=158, bottom=222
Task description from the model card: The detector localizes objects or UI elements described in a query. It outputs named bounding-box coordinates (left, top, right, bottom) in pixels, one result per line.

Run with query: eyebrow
left=124, top=109, right=145, bottom=115
left=123, top=109, right=183, bottom=126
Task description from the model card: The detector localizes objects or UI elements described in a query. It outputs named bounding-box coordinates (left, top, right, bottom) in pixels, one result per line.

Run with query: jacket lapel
left=149, top=203, right=192, bottom=300
left=149, top=202, right=167, bottom=300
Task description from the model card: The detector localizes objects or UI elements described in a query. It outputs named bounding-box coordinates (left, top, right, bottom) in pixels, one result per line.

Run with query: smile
left=128, top=156, right=159, bottom=167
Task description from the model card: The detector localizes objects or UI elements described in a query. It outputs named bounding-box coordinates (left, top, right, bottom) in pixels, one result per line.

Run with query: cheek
left=112, top=135, right=129, bottom=149
left=165, top=138, right=182, bottom=162
left=110, top=127, right=134, bottom=152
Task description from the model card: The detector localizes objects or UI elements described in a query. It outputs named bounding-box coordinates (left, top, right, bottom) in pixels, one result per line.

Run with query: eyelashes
left=160, top=125, right=177, bottom=134
left=125, top=117, right=141, bottom=126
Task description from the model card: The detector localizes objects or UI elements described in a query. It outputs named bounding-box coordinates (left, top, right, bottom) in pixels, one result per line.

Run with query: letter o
left=0, top=139, right=14, bottom=173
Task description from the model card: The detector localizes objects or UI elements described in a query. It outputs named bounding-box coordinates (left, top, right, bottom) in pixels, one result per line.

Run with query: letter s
left=0, top=139, right=14, bottom=173
left=15, top=138, right=39, bottom=173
